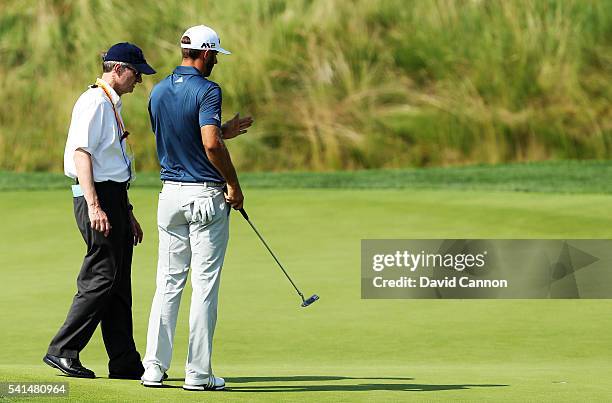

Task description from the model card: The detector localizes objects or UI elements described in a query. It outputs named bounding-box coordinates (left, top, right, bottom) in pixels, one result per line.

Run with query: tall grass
left=0, top=0, right=610, bottom=172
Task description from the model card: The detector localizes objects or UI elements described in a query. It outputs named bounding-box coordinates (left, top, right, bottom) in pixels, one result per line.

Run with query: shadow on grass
left=228, top=383, right=508, bottom=393
left=55, top=374, right=103, bottom=380
left=224, top=376, right=508, bottom=393
left=226, top=376, right=414, bottom=383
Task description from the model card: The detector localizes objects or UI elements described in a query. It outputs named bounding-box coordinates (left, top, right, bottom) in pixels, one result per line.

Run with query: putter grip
left=239, top=208, right=249, bottom=221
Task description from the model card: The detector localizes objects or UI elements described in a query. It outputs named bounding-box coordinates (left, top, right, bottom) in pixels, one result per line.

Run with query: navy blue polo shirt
left=149, top=66, right=223, bottom=183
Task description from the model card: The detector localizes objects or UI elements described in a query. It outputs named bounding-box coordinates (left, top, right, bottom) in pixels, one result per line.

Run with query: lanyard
left=95, top=78, right=130, bottom=140
left=94, top=78, right=132, bottom=181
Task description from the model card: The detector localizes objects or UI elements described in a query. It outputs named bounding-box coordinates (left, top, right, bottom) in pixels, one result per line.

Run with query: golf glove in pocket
left=185, top=196, right=216, bottom=224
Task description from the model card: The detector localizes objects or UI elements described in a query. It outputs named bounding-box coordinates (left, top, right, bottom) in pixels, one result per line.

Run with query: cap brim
left=178, top=43, right=231, bottom=55
left=133, top=63, right=156, bottom=75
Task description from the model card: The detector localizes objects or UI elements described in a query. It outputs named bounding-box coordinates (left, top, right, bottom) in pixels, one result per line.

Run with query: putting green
left=1, top=188, right=611, bottom=402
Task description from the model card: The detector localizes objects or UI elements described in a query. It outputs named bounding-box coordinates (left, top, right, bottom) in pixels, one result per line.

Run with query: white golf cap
left=180, top=25, right=231, bottom=55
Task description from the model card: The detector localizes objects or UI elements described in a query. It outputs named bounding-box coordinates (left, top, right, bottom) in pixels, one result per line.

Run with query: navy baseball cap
left=104, top=42, right=156, bottom=75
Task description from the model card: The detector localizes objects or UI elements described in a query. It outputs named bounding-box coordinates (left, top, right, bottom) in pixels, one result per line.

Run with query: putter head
left=301, top=294, right=319, bottom=308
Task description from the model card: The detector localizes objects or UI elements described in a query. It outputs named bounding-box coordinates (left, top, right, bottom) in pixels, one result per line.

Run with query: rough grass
left=0, top=0, right=610, bottom=171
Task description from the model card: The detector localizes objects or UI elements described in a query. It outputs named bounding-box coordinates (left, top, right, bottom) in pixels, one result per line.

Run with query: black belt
left=75, top=179, right=129, bottom=189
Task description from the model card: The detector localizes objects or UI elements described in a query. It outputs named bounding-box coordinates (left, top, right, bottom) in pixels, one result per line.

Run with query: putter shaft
left=239, top=208, right=305, bottom=300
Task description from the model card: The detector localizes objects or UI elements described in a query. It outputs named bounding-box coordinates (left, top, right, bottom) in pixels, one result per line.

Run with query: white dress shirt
left=63, top=78, right=131, bottom=182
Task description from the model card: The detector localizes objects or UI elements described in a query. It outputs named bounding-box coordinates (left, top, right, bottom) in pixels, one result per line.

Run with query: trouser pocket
left=184, top=195, right=216, bottom=224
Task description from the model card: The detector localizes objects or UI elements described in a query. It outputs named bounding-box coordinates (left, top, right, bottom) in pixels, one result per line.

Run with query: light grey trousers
left=143, top=182, right=229, bottom=384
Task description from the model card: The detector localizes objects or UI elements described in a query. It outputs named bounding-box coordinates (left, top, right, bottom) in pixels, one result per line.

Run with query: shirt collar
left=95, top=78, right=121, bottom=106
left=173, top=66, right=203, bottom=76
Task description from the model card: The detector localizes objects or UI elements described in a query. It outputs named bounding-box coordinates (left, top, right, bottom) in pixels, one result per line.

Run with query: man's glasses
left=119, top=62, right=141, bottom=80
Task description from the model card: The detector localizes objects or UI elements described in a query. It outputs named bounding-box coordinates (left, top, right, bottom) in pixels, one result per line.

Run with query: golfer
left=141, top=25, right=252, bottom=391
left=44, top=43, right=155, bottom=379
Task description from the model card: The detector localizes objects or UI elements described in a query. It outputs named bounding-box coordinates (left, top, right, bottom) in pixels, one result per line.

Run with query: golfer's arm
left=73, top=148, right=99, bottom=208
left=201, top=125, right=240, bottom=186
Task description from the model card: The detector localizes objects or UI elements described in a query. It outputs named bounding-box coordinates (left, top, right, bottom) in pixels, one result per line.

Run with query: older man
left=44, top=43, right=155, bottom=380
left=142, top=25, right=252, bottom=391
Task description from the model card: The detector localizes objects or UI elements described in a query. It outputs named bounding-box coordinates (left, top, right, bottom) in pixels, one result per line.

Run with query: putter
left=238, top=208, right=319, bottom=308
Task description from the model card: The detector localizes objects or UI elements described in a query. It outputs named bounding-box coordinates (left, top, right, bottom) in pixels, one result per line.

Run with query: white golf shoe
left=183, top=375, right=225, bottom=391
left=141, top=364, right=165, bottom=387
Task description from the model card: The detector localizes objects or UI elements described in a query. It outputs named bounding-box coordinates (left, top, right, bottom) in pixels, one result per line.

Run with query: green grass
left=1, top=0, right=610, bottom=171
left=2, top=160, right=612, bottom=194
left=1, top=187, right=611, bottom=401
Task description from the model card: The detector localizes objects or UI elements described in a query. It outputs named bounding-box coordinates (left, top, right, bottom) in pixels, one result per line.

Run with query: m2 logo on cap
left=201, top=42, right=217, bottom=49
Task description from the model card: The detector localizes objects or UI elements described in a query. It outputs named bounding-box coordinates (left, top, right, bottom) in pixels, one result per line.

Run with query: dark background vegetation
left=0, top=0, right=610, bottom=172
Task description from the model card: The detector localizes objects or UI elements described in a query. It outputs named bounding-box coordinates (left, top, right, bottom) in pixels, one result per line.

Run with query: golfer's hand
left=88, top=204, right=111, bottom=237
left=129, top=211, right=144, bottom=246
left=222, top=113, right=253, bottom=139
left=225, top=183, right=244, bottom=210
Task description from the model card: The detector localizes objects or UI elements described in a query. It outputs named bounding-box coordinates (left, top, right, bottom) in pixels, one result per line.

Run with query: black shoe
left=43, top=354, right=95, bottom=379
left=109, top=372, right=142, bottom=380
left=110, top=371, right=168, bottom=381
left=108, top=361, right=148, bottom=380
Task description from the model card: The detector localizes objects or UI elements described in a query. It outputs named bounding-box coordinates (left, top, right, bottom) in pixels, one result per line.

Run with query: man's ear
left=113, top=63, right=124, bottom=76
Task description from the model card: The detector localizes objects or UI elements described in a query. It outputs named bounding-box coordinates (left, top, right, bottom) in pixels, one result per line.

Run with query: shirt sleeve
left=66, top=94, right=105, bottom=154
left=198, top=85, right=222, bottom=128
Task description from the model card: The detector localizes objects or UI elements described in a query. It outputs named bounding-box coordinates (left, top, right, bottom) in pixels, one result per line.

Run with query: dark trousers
left=47, top=181, right=143, bottom=376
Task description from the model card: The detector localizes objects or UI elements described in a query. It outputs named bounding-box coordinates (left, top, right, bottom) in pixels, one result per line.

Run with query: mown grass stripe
left=1, top=160, right=610, bottom=194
